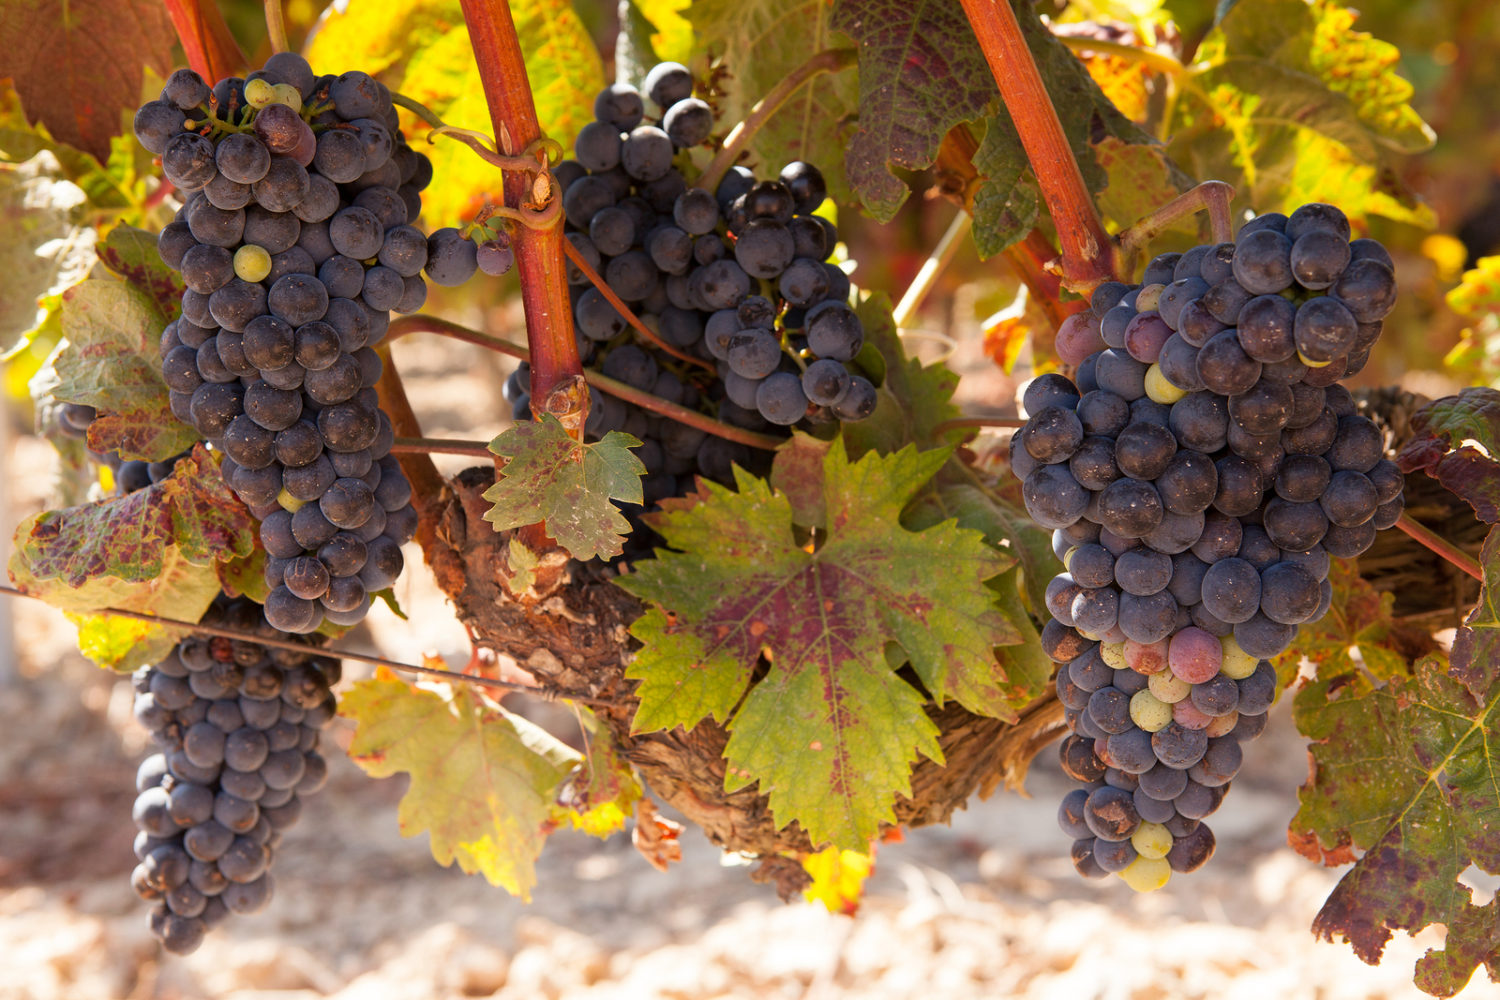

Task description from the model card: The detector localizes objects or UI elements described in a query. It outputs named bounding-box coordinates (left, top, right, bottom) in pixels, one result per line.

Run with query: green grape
left=245, top=78, right=277, bottom=109
left=271, top=83, right=303, bottom=112
left=234, top=244, right=272, bottom=283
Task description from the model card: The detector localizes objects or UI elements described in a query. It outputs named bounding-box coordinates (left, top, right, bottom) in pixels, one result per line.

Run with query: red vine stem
left=0, top=584, right=625, bottom=708
left=385, top=316, right=785, bottom=450
left=458, top=0, right=583, bottom=432
left=163, top=0, right=248, bottom=83
left=932, top=416, right=1028, bottom=436
left=559, top=239, right=716, bottom=373
left=1396, top=513, right=1484, bottom=582
left=958, top=0, right=1118, bottom=291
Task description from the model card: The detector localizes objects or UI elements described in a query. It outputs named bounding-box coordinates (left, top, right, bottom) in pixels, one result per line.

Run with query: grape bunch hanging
left=128, top=597, right=340, bottom=955
left=135, top=54, right=427, bottom=635
left=1014, top=203, right=1406, bottom=891
left=504, top=61, right=877, bottom=514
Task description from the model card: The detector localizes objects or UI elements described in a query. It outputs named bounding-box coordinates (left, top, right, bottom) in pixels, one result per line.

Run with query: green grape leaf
left=217, top=545, right=270, bottom=605
left=690, top=0, right=859, bottom=205
left=1282, top=559, right=1408, bottom=687
left=1289, top=653, right=1500, bottom=995
left=307, top=0, right=603, bottom=228
left=1397, top=388, right=1500, bottom=525
left=969, top=115, right=1040, bottom=261
left=9, top=541, right=222, bottom=673
left=1092, top=136, right=1198, bottom=240
left=770, top=432, right=833, bottom=529
left=1170, top=0, right=1434, bottom=225
left=0, top=0, right=176, bottom=163
left=551, top=709, right=643, bottom=839
left=96, top=223, right=183, bottom=320
left=620, top=438, right=1019, bottom=848
left=839, top=292, right=960, bottom=457
left=828, top=0, right=994, bottom=220
left=0, top=152, right=96, bottom=353
left=9, top=445, right=254, bottom=589
left=1451, top=528, right=1500, bottom=703
left=341, top=670, right=580, bottom=900
left=483, top=415, right=645, bottom=561
left=51, top=277, right=196, bottom=462
left=907, top=480, right=1053, bottom=618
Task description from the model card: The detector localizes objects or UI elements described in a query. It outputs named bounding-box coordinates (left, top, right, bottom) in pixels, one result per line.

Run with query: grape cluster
left=512, top=62, right=875, bottom=508
left=1019, top=203, right=1406, bottom=891
left=129, top=597, right=338, bottom=954
left=135, top=56, right=425, bottom=634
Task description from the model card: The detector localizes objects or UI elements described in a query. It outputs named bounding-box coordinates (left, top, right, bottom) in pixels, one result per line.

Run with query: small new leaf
left=341, top=670, right=581, bottom=900
left=802, top=845, right=874, bottom=915
left=483, top=415, right=645, bottom=561
left=1290, top=654, right=1500, bottom=995
left=1397, top=388, right=1500, bottom=525
left=552, top=710, right=643, bottom=839
left=620, top=437, right=1019, bottom=849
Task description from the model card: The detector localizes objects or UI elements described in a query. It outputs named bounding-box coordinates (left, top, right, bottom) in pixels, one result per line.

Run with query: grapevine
left=3, top=0, right=1499, bottom=996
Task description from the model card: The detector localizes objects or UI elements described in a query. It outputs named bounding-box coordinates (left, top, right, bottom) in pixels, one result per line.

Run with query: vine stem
left=385, top=315, right=785, bottom=451
left=263, top=0, right=289, bottom=55
left=958, top=0, right=1118, bottom=291
left=459, top=0, right=584, bottom=436
left=1055, top=35, right=1186, bottom=78
left=1117, top=180, right=1237, bottom=263
left=558, top=239, right=714, bottom=373
left=696, top=48, right=857, bottom=193
left=162, top=0, right=247, bottom=83
left=1396, top=513, right=1484, bottom=582
left=390, top=436, right=497, bottom=459
left=0, top=584, right=626, bottom=709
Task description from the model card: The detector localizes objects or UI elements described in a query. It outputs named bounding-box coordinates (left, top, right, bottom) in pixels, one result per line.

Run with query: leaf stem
left=1395, top=513, right=1483, bottom=582
left=384, top=315, right=786, bottom=451
left=559, top=238, right=715, bottom=373
left=390, top=91, right=446, bottom=130
left=162, top=0, right=247, bottom=83
left=263, top=0, right=289, bottom=55
left=391, top=436, right=497, bottom=459
left=1116, top=180, right=1237, bottom=266
left=696, top=48, right=857, bottom=193
left=458, top=0, right=584, bottom=436
left=0, top=583, right=626, bottom=708
left=894, top=211, right=973, bottom=329
left=1054, top=35, right=1187, bottom=78
left=957, top=0, right=1118, bottom=291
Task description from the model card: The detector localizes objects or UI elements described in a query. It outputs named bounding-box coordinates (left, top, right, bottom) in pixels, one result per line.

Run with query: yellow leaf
left=801, top=845, right=874, bottom=915
left=340, top=669, right=581, bottom=899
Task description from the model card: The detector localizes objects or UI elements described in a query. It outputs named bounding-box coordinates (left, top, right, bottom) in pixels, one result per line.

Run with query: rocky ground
left=2, top=329, right=1491, bottom=1000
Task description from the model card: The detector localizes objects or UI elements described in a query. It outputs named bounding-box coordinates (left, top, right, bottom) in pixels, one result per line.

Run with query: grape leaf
left=306, top=0, right=603, bottom=228
left=689, top=0, right=859, bottom=205
left=69, top=611, right=179, bottom=673
left=1451, top=528, right=1500, bottom=702
left=839, top=292, right=960, bottom=457
left=340, top=669, right=580, bottom=900
left=1447, top=256, right=1500, bottom=321
left=620, top=438, right=1019, bottom=848
left=1290, top=653, right=1500, bottom=995
left=0, top=152, right=96, bottom=353
left=1170, top=0, right=1434, bottom=225
left=1283, top=558, right=1407, bottom=687
left=9, top=542, right=221, bottom=673
left=551, top=709, right=643, bottom=839
left=0, top=0, right=176, bottom=163
left=828, top=0, right=994, bottom=220
left=9, top=445, right=254, bottom=589
left=482, top=415, right=645, bottom=561
left=52, top=277, right=197, bottom=462
left=1092, top=136, right=1197, bottom=240
left=801, top=844, right=873, bottom=914
left=96, top=224, right=183, bottom=320
left=969, top=115, right=1040, bottom=261
left=1397, top=388, right=1500, bottom=525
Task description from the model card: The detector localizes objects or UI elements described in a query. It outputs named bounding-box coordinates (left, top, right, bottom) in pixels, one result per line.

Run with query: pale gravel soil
left=3, top=332, right=1494, bottom=1000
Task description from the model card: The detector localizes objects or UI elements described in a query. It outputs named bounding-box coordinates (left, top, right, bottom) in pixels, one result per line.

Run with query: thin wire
left=0, top=583, right=627, bottom=709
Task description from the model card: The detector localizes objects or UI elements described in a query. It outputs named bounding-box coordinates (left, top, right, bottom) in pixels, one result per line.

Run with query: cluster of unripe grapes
left=135, top=54, right=430, bottom=635
left=1016, top=203, right=1405, bottom=890
left=128, top=598, right=338, bottom=954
